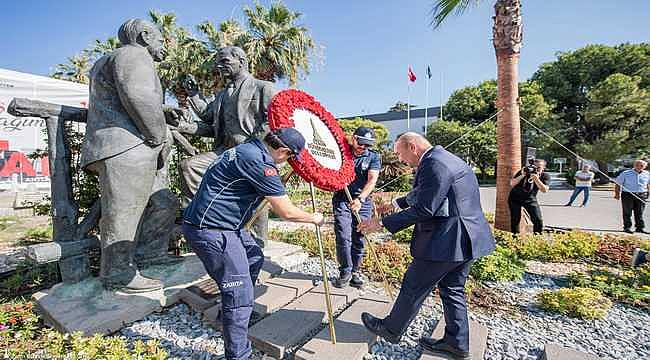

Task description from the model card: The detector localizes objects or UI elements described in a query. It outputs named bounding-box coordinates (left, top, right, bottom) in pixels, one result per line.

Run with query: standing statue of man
left=169, top=46, right=278, bottom=245
left=81, top=18, right=179, bottom=293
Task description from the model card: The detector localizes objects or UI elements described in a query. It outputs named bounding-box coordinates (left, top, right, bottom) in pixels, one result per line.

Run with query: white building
left=340, top=106, right=441, bottom=143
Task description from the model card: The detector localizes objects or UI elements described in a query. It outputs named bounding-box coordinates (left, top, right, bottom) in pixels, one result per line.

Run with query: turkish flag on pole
left=408, top=65, right=417, bottom=82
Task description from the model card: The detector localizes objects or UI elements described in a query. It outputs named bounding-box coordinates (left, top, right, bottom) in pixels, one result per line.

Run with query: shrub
left=269, top=228, right=336, bottom=260
left=391, top=226, right=413, bottom=243
left=361, top=240, right=412, bottom=285
left=536, top=287, right=612, bottom=320
left=568, top=267, right=650, bottom=307
left=470, top=246, right=526, bottom=282
left=494, top=229, right=600, bottom=262
left=0, top=300, right=168, bottom=359
left=20, top=226, right=54, bottom=245
left=0, top=261, right=59, bottom=297
left=595, top=233, right=650, bottom=266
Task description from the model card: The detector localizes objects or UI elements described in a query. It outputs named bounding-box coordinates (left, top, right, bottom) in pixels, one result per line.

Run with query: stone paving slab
left=264, top=271, right=316, bottom=298
left=201, top=281, right=305, bottom=330
left=248, top=290, right=350, bottom=359
left=33, top=254, right=208, bottom=335
left=264, top=240, right=309, bottom=269
left=179, top=279, right=219, bottom=312
left=294, top=296, right=391, bottom=360
left=310, top=283, right=360, bottom=303
left=542, top=343, right=601, bottom=360
left=420, top=318, right=488, bottom=360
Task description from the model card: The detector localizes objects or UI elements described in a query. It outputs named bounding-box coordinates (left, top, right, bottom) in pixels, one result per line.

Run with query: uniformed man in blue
left=182, top=128, right=324, bottom=360
left=358, top=132, right=495, bottom=360
left=332, top=127, right=381, bottom=288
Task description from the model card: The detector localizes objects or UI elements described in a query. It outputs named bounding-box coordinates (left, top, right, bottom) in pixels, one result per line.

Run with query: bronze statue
left=168, top=46, right=277, bottom=245
left=81, top=18, right=179, bottom=293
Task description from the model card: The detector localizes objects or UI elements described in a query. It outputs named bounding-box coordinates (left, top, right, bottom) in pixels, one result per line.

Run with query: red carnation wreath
left=268, top=89, right=355, bottom=192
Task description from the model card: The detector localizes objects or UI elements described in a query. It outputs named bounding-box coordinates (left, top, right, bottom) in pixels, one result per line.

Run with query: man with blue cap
left=332, top=126, right=381, bottom=288
left=182, top=128, right=324, bottom=360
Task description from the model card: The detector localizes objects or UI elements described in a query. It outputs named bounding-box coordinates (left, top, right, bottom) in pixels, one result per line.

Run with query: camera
left=523, top=158, right=539, bottom=176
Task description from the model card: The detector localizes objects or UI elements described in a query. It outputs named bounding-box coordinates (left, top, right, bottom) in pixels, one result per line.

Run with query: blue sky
left=2, top=0, right=649, bottom=117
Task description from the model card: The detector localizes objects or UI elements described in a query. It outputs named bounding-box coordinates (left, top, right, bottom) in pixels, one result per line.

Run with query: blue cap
left=353, top=126, right=376, bottom=145
left=274, top=128, right=306, bottom=160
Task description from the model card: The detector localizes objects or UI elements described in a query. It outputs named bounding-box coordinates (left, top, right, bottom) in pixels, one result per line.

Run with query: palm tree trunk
left=493, top=0, right=523, bottom=231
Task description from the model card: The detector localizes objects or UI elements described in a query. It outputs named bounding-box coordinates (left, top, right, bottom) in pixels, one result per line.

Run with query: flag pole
left=407, top=76, right=411, bottom=130
left=440, top=71, right=444, bottom=121
left=424, top=70, right=429, bottom=136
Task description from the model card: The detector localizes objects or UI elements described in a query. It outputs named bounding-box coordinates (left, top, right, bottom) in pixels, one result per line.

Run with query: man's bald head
left=393, top=132, right=433, bottom=168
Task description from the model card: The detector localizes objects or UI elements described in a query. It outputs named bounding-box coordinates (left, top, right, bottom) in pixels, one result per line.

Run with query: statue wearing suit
left=170, top=46, right=277, bottom=245
left=81, top=19, right=179, bottom=293
left=359, top=133, right=495, bottom=359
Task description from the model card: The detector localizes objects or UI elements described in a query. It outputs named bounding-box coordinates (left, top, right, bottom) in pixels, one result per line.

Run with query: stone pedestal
left=32, top=254, right=209, bottom=336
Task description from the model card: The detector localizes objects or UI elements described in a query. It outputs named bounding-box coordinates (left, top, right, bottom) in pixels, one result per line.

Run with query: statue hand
left=164, top=107, right=191, bottom=127
left=182, top=75, right=200, bottom=97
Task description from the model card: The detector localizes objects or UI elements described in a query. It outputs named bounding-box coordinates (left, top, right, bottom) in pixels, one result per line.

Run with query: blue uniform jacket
left=382, top=146, right=495, bottom=262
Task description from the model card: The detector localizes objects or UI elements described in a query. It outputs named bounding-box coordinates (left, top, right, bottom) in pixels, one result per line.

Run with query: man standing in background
left=565, top=164, right=595, bottom=207
left=615, top=160, right=650, bottom=234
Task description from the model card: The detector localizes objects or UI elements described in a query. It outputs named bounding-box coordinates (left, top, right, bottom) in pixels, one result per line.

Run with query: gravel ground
left=119, top=257, right=650, bottom=360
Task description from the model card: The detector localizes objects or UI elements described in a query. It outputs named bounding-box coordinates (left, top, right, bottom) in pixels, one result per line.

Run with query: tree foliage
left=426, top=119, right=497, bottom=179
left=531, top=43, right=650, bottom=162
left=442, top=79, right=552, bottom=156
left=338, top=117, right=389, bottom=148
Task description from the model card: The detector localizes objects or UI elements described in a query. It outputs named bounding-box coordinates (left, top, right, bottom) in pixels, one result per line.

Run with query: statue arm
left=176, top=100, right=215, bottom=137
left=113, top=51, right=166, bottom=145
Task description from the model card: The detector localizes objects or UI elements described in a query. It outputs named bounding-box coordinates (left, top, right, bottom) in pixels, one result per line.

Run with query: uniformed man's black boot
left=350, top=272, right=364, bottom=288
left=333, top=272, right=352, bottom=288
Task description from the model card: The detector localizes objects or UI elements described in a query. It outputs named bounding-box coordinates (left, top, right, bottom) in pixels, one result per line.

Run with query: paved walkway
left=479, top=185, right=650, bottom=234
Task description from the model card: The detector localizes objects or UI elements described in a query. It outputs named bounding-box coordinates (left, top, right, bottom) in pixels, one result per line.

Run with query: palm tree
left=51, top=51, right=92, bottom=84
left=241, top=1, right=316, bottom=86
left=149, top=10, right=212, bottom=107
left=432, top=0, right=523, bottom=231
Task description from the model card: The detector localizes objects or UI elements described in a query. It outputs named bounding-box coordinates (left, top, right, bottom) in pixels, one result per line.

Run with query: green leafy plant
left=568, top=267, right=650, bottom=307
left=0, top=262, right=60, bottom=297
left=391, top=226, right=413, bottom=243
left=0, top=300, right=168, bottom=359
left=19, top=226, right=53, bottom=246
left=494, top=229, right=600, bottom=262
left=470, top=246, right=525, bottom=282
left=361, top=241, right=412, bottom=285
left=268, top=228, right=336, bottom=260
left=536, top=287, right=612, bottom=320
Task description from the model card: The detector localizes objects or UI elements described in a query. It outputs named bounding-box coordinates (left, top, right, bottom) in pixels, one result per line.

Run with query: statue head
left=215, top=46, right=249, bottom=81
left=118, top=19, right=166, bottom=62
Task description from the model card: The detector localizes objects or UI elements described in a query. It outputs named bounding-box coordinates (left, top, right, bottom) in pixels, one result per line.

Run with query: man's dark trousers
left=383, top=259, right=473, bottom=352
left=182, top=224, right=264, bottom=360
left=621, top=192, right=647, bottom=231
left=508, top=197, right=544, bottom=233
left=333, top=197, right=373, bottom=274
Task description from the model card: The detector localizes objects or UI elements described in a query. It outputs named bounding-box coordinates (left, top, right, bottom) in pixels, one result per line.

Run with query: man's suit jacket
left=81, top=46, right=166, bottom=169
left=382, top=146, right=495, bottom=262
left=191, top=74, right=277, bottom=151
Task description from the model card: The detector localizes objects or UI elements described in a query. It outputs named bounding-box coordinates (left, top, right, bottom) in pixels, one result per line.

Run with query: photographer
left=508, top=159, right=550, bottom=234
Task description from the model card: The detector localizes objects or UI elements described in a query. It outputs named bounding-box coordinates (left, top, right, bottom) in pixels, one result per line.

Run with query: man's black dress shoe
left=361, top=312, right=401, bottom=344
left=419, top=337, right=471, bottom=360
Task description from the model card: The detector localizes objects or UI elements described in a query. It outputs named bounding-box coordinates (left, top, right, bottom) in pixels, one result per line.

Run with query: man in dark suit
left=358, top=132, right=495, bottom=359
left=168, top=46, right=277, bottom=245
left=81, top=19, right=179, bottom=292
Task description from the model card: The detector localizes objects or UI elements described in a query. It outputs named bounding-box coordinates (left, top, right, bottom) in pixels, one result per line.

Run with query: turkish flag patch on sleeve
left=264, top=167, right=278, bottom=177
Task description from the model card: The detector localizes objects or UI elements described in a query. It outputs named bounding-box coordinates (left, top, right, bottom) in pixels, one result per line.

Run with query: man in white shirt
left=565, top=164, right=595, bottom=207
left=614, top=160, right=650, bottom=234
